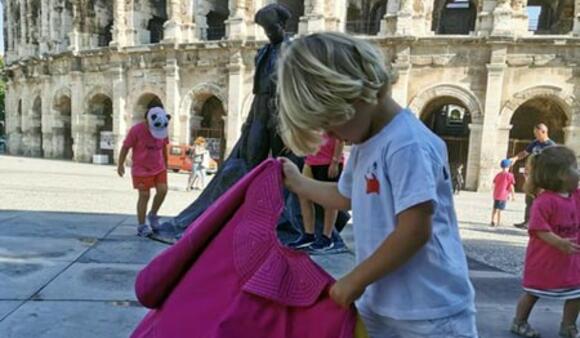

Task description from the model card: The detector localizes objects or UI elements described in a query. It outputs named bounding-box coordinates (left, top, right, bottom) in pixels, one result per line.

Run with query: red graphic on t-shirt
left=366, top=173, right=380, bottom=194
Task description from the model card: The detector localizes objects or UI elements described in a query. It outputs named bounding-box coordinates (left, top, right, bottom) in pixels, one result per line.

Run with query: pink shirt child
left=123, top=122, right=169, bottom=177
left=523, top=189, right=580, bottom=289
left=305, top=134, right=344, bottom=166
left=493, top=171, right=515, bottom=201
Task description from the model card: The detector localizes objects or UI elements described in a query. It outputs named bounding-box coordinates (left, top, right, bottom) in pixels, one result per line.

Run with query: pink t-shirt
left=305, top=134, right=344, bottom=166
left=123, top=122, right=169, bottom=177
left=523, top=189, right=580, bottom=289
left=493, top=171, right=515, bottom=201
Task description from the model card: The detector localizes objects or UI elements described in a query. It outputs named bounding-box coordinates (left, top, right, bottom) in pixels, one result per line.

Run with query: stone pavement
left=0, top=156, right=570, bottom=338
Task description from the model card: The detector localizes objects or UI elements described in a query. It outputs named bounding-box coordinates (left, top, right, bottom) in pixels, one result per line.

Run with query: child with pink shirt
left=289, top=133, right=345, bottom=252
left=511, top=146, right=580, bottom=338
left=491, top=159, right=515, bottom=227
left=117, top=107, right=171, bottom=237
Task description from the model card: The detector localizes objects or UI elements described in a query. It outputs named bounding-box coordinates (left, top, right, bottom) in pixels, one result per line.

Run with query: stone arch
left=82, top=93, right=114, bottom=163
left=499, top=85, right=574, bottom=127
left=409, top=83, right=483, bottom=121
left=27, top=95, right=44, bottom=157
left=135, top=0, right=168, bottom=44
left=52, top=89, right=74, bottom=159
left=181, top=83, right=227, bottom=157
left=133, top=92, right=165, bottom=125
left=502, top=86, right=575, bottom=191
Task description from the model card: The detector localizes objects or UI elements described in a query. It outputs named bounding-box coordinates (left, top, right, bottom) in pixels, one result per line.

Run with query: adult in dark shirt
left=510, top=123, right=556, bottom=229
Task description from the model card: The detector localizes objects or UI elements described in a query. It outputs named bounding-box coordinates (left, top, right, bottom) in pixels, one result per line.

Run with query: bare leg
left=497, top=211, right=502, bottom=227
left=322, top=207, right=338, bottom=238
left=137, top=190, right=151, bottom=224
left=562, top=298, right=580, bottom=327
left=491, top=209, right=498, bottom=225
left=150, top=183, right=168, bottom=215
left=515, top=293, right=539, bottom=323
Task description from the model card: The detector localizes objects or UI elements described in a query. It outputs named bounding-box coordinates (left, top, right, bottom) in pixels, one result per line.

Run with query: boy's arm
left=330, top=202, right=432, bottom=307
left=281, top=157, right=350, bottom=210
left=163, top=144, right=169, bottom=168
left=117, top=146, right=130, bottom=177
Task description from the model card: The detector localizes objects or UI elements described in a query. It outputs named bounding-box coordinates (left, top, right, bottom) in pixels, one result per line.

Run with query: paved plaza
left=0, top=155, right=568, bottom=338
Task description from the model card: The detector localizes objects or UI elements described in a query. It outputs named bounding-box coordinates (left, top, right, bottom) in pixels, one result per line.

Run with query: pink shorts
left=132, top=171, right=167, bottom=191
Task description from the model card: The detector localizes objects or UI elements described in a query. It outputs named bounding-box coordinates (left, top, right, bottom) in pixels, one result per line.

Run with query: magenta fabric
left=492, top=171, right=515, bottom=201
left=132, top=159, right=357, bottom=338
left=305, top=134, right=344, bottom=166
left=123, top=122, right=169, bottom=177
left=523, top=189, right=580, bottom=289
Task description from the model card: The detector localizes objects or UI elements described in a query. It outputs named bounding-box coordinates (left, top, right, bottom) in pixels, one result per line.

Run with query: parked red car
left=167, top=144, right=218, bottom=174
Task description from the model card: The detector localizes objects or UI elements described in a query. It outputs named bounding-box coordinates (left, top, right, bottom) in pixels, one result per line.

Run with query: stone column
left=476, top=47, right=507, bottom=191
left=476, top=0, right=495, bottom=36
left=39, top=0, right=50, bottom=53
left=163, top=0, right=185, bottom=43
left=164, top=58, right=181, bottom=144
left=573, top=0, right=580, bottom=35
left=465, top=123, right=482, bottom=190
left=300, top=0, right=325, bottom=33
left=40, top=75, right=53, bottom=158
left=491, top=0, right=516, bottom=36
left=70, top=71, right=85, bottom=162
left=391, top=46, right=411, bottom=105
left=19, top=0, right=28, bottom=57
left=109, top=64, right=128, bottom=163
left=227, top=0, right=251, bottom=40
left=181, top=0, right=197, bottom=42
left=564, top=123, right=580, bottom=155
left=5, top=0, right=14, bottom=62
left=112, top=0, right=138, bottom=47
left=381, top=0, right=429, bottom=36
left=68, top=1, right=83, bottom=52
left=225, top=50, right=245, bottom=156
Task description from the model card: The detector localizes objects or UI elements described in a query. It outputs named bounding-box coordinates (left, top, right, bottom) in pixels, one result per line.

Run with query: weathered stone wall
left=4, top=0, right=580, bottom=191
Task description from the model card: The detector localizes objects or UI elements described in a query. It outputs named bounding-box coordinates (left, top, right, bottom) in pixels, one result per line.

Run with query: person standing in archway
left=510, top=123, right=556, bottom=229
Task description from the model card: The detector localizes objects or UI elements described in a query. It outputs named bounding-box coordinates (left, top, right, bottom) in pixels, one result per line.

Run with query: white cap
left=146, top=107, right=170, bottom=140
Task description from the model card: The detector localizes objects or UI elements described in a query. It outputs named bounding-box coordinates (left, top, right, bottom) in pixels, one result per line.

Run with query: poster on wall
left=100, top=131, right=115, bottom=150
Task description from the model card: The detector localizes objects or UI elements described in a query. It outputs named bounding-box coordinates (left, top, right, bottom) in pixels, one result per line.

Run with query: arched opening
left=88, top=94, right=114, bottom=164
left=134, top=93, right=164, bottom=125
left=88, top=0, right=114, bottom=47
left=346, top=0, right=388, bottom=35
left=277, top=0, right=304, bottom=35
left=142, top=0, right=168, bottom=43
left=527, top=0, right=574, bottom=35
left=53, top=95, right=74, bottom=160
left=421, top=97, right=472, bottom=183
left=507, top=98, right=569, bottom=191
left=30, top=96, right=43, bottom=157
left=206, top=0, right=229, bottom=41
left=51, top=0, right=74, bottom=52
left=98, top=21, right=114, bottom=47
left=432, top=0, right=476, bottom=35
left=190, top=96, right=226, bottom=163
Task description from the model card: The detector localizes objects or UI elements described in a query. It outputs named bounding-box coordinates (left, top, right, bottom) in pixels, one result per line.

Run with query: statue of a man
left=154, top=4, right=298, bottom=241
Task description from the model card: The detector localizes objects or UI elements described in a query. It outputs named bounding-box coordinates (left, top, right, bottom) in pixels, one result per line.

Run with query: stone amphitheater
left=3, top=0, right=580, bottom=191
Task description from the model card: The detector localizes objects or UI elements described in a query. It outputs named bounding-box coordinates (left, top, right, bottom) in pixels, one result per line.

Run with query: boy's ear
left=166, top=114, right=172, bottom=121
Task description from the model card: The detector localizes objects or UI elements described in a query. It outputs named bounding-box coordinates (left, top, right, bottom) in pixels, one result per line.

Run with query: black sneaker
left=513, top=222, right=528, bottom=230
left=288, top=233, right=315, bottom=249
left=310, top=235, right=335, bottom=252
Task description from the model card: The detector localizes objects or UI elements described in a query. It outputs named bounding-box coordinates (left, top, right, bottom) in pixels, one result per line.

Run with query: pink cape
left=132, top=159, right=357, bottom=338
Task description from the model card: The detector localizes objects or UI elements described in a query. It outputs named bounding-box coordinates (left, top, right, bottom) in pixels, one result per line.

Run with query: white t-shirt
left=338, top=110, right=474, bottom=320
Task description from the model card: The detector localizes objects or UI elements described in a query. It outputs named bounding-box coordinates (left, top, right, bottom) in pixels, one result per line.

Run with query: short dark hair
left=525, top=145, right=577, bottom=195
left=255, top=4, right=291, bottom=28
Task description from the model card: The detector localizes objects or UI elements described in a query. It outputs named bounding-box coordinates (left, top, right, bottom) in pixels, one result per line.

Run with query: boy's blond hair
left=277, top=32, right=391, bottom=155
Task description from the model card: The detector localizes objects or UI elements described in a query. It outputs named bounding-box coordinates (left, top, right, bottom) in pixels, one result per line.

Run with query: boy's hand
left=117, top=165, right=125, bottom=177
left=329, top=274, right=365, bottom=308
left=278, top=157, right=303, bottom=193
left=557, top=238, right=580, bottom=255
